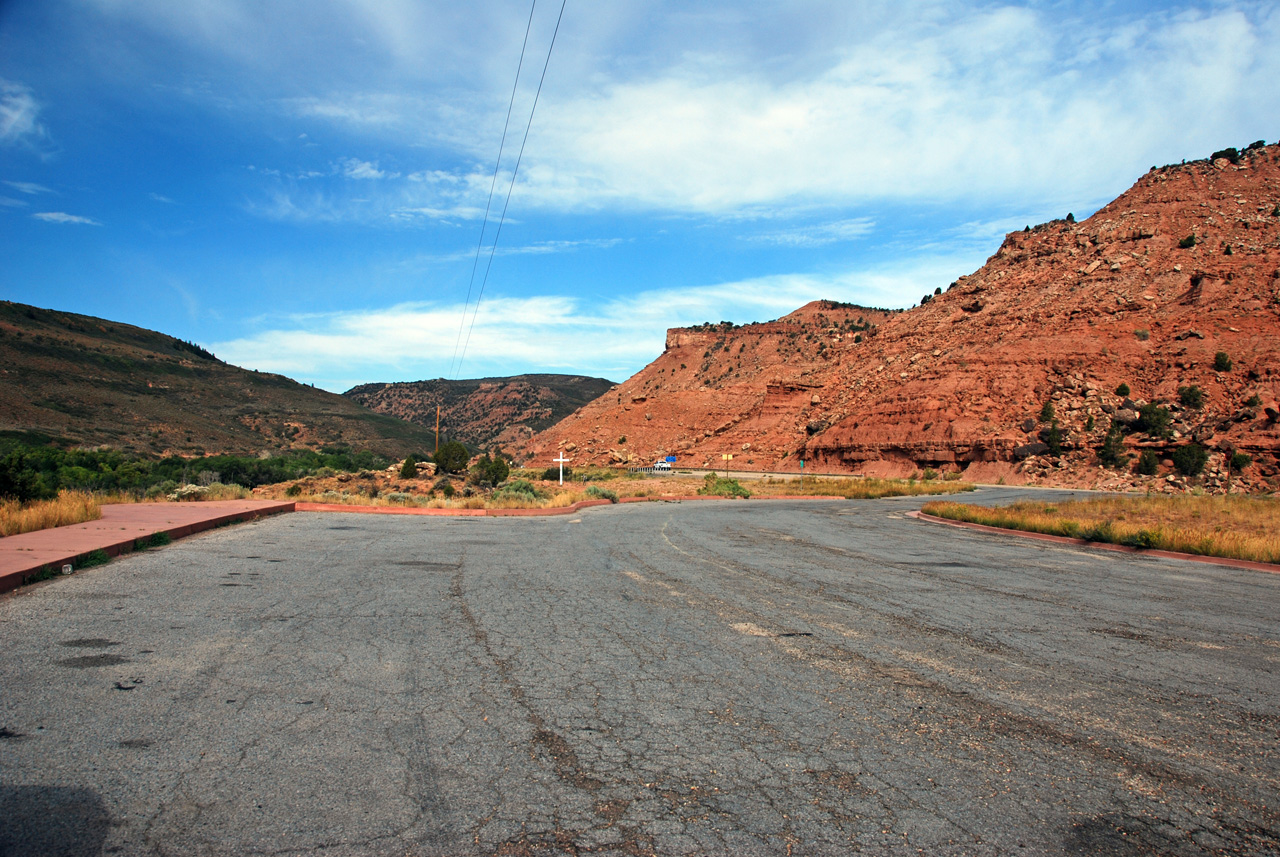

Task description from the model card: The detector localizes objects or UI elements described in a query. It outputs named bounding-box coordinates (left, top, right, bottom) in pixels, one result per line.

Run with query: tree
left=468, top=453, right=510, bottom=487
left=1214, top=351, right=1233, bottom=372
left=1135, top=403, right=1173, bottom=439
left=399, top=455, right=418, bottom=479
left=1115, top=383, right=1130, bottom=397
left=1134, top=450, right=1159, bottom=476
left=1039, top=401, right=1055, bottom=423
left=433, top=441, right=470, bottom=474
left=1046, top=421, right=1063, bottom=457
left=1178, top=385, right=1205, bottom=408
left=1096, top=425, right=1128, bottom=468
left=1171, top=444, right=1208, bottom=477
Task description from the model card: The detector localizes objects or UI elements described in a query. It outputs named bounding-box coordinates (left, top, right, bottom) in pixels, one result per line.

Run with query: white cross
left=553, top=453, right=571, bottom=485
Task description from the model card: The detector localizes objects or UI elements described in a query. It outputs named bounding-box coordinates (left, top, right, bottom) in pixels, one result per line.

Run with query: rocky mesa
left=524, top=143, right=1280, bottom=491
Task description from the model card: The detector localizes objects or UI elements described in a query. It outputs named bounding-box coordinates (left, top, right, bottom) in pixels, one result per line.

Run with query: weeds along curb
left=295, top=494, right=849, bottom=518
left=908, top=510, right=1280, bottom=575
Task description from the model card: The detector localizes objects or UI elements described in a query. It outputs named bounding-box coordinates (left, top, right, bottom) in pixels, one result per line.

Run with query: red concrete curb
left=907, top=510, right=1280, bottom=575
left=0, top=500, right=296, bottom=594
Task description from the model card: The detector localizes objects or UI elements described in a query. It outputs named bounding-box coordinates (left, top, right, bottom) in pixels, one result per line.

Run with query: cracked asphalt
left=1, top=488, right=1278, bottom=856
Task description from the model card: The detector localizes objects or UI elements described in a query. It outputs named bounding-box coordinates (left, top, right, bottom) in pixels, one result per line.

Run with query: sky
left=1, top=1, right=1276, bottom=391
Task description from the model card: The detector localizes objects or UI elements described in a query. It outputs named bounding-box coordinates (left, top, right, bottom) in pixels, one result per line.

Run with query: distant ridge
left=345, top=374, right=616, bottom=451
left=0, top=301, right=439, bottom=457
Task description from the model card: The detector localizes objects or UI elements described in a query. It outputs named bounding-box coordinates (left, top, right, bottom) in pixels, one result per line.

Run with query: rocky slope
left=344, top=374, right=616, bottom=451
left=0, top=301, right=440, bottom=458
left=524, top=144, right=1280, bottom=491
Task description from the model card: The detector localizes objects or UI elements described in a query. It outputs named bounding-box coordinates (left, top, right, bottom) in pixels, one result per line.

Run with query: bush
left=1134, top=329, right=1149, bottom=341
left=1228, top=451, right=1251, bottom=474
left=1039, top=401, right=1055, bottom=422
left=1178, top=385, right=1205, bottom=408
left=492, top=479, right=544, bottom=503
left=542, top=466, right=572, bottom=482
left=1172, top=444, right=1209, bottom=477
left=1214, top=351, right=1232, bottom=372
left=1210, top=147, right=1240, bottom=164
left=1178, top=234, right=1196, bottom=249
left=400, top=456, right=417, bottom=479
left=1134, top=450, right=1159, bottom=476
left=1135, top=403, right=1173, bottom=439
left=1045, top=421, right=1063, bottom=457
left=1246, top=394, right=1262, bottom=407
left=585, top=485, right=618, bottom=503
left=469, top=453, right=510, bottom=487
left=1115, top=383, right=1130, bottom=397
left=1097, top=425, right=1128, bottom=468
left=433, top=441, right=470, bottom=474
left=697, top=474, right=751, bottom=498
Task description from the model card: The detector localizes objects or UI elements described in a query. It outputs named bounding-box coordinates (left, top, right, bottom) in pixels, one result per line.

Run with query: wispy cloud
left=341, top=158, right=397, bottom=180
left=1, top=196, right=27, bottom=207
left=748, top=218, right=875, bottom=248
left=32, top=211, right=102, bottom=225
left=396, top=238, right=626, bottom=267
left=4, top=180, right=53, bottom=195
left=0, top=80, right=50, bottom=151
left=149, top=192, right=175, bottom=203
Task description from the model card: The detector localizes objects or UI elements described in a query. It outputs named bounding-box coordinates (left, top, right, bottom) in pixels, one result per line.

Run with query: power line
left=455, top=0, right=567, bottom=379
left=447, top=0, right=538, bottom=379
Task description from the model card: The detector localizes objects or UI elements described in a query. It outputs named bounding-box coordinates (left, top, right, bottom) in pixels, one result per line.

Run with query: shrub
left=1085, top=415, right=1095, bottom=432
left=468, top=453, right=509, bottom=487
left=1213, top=351, right=1232, bottom=372
left=1134, top=450, right=1159, bottom=476
left=1045, top=421, right=1063, bottom=457
left=1039, top=401, right=1055, bottom=422
left=492, top=479, right=544, bottom=503
left=922, top=468, right=938, bottom=481
left=1229, top=451, right=1252, bottom=473
left=1115, top=383, right=1130, bottom=397
left=585, top=485, right=618, bottom=503
left=1246, top=394, right=1262, bottom=407
left=542, top=466, right=572, bottom=482
left=1097, top=425, right=1128, bottom=468
left=400, top=456, right=417, bottom=479
left=618, top=436, right=626, bottom=444
left=1178, top=234, right=1196, bottom=249
left=1178, top=385, right=1205, bottom=408
left=1134, top=329, right=1149, bottom=341
left=698, top=474, right=751, bottom=498
left=1210, top=147, right=1240, bottom=164
left=285, top=482, right=304, bottom=497
left=1171, top=444, right=1208, bottom=477
left=433, top=441, right=470, bottom=474
left=1135, top=403, right=1173, bottom=439
left=440, top=483, right=455, bottom=498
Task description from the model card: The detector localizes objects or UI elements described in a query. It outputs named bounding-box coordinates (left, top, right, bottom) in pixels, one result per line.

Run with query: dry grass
left=922, top=494, right=1280, bottom=564
left=756, top=476, right=975, bottom=500
left=0, top=491, right=102, bottom=537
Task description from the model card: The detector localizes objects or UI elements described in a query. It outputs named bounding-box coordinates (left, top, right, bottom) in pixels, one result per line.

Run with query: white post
left=553, top=453, right=571, bottom=486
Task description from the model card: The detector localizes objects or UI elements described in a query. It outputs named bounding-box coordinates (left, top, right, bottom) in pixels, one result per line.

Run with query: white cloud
left=341, top=158, right=397, bottom=180
left=1, top=196, right=27, bottom=207
left=4, top=180, right=53, bottom=194
left=749, top=218, right=875, bottom=248
left=32, top=211, right=103, bottom=225
left=149, top=192, right=175, bottom=203
left=0, top=80, right=50, bottom=150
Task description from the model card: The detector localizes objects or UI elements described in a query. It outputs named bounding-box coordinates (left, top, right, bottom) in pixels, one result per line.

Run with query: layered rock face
left=525, top=146, right=1280, bottom=490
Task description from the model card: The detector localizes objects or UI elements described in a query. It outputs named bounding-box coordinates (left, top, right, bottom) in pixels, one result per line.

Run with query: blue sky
left=1, top=1, right=1276, bottom=391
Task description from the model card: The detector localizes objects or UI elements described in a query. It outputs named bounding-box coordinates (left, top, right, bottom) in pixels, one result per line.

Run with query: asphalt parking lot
left=2, top=489, right=1277, bottom=855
